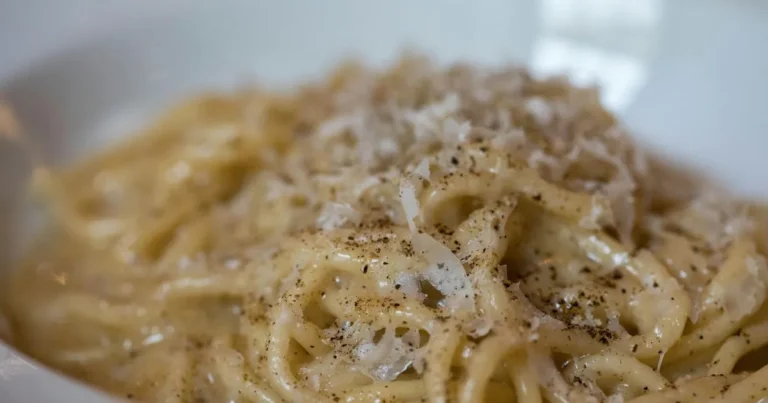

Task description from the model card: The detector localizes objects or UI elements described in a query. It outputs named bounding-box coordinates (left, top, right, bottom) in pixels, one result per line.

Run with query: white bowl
left=1, top=1, right=767, bottom=401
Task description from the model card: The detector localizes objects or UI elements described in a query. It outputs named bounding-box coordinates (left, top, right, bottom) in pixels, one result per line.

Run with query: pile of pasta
left=4, top=55, right=768, bottom=403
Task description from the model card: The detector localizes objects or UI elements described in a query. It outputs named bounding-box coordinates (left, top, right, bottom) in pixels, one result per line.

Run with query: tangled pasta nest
left=4, top=55, right=768, bottom=403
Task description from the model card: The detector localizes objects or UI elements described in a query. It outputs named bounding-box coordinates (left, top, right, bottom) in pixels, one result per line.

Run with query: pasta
left=2, top=55, right=768, bottom=402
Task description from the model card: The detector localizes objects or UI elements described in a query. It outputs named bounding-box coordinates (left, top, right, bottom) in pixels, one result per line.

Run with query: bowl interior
left=1, top=1, right=768, bottom=401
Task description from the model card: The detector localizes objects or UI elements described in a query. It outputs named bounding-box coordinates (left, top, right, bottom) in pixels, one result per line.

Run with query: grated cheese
left=405, top=94, right=461, bottom=141
left=525, top=96, right=554, bottom=125
left=351, top=326, right=420, bottom=381
left=398, top=176, right=475, bottom=312
left=399, top=179, right=420, bottom=233
left=393, top=272, right=426, bottom=301
left=412, top=232, right=475, bottom=312
left=412, top=158, right=431, bottom=180
left=316, top=202, right=362, bottom=231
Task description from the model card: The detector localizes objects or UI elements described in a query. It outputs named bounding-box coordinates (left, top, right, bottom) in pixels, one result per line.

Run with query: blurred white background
left=3, top=0, right=766, bottom=196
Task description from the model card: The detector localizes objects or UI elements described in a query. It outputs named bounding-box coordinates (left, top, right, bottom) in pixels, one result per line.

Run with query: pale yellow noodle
left=507, top=350, right=542, bottom=403
left=2, top=55, right=767, bottom=403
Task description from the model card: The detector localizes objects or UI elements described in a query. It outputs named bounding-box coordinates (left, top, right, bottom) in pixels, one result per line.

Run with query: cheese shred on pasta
left=3, top=55, right=768, bottom=402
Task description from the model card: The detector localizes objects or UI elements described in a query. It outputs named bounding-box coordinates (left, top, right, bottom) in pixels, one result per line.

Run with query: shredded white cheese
left=412, top=232, right=475, bottom=312
left=353, top=326, right=419, bottom=381
left=316, top=202, right=362, bottom=231
left=413, top=158, right=431, bottom=180
left=398, top=177, right=475, bottom=312
left=394, top=272, right=426, bottom=301
left=525, top=96, right=554, bottom=125
left=399, top=179, right=420, bottom=233
left=405, top=93, right=461, bottom=140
